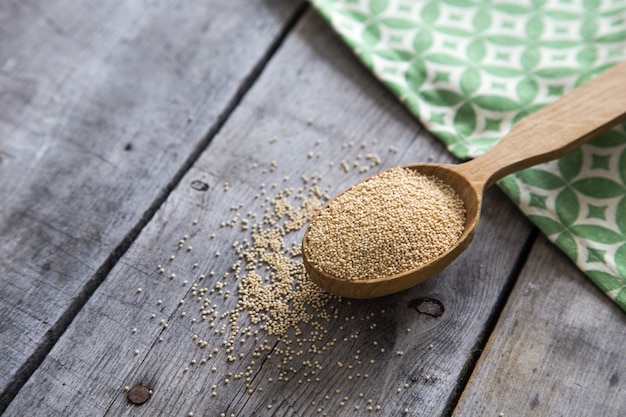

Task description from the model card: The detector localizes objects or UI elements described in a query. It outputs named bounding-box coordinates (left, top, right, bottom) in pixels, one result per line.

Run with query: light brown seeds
left=305, top=167, right=466, bottom=280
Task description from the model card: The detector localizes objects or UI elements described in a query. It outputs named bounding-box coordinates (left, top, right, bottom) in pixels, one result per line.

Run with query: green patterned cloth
left=311, top=0, right=626, bottom=311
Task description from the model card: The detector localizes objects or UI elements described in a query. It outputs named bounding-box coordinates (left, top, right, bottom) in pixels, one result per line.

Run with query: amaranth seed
left=305, top=167, right=466, bottom=280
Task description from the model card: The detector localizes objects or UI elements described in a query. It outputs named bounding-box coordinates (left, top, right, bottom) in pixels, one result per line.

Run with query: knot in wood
left=409, top=297, right=444, bottom=318
left=190, top=180, right=210, bottom=191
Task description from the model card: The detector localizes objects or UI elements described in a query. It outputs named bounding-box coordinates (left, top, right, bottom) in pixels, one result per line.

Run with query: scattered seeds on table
left=134, top=135, right=442, bottom=414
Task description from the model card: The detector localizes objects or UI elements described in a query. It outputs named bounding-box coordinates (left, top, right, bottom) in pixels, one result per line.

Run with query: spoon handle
left=456, top=60, right=626, bottom=190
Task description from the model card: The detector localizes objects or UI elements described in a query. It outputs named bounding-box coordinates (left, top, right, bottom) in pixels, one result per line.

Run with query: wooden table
left=1, top=1, right=624, bottom=416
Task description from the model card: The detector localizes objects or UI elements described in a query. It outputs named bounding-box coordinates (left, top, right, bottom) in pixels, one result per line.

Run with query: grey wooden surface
left=0, top=0, right=305, bottom=407
left=453, top=235, right=626, bottom=417
left=1, top=1, right=623, bottom=416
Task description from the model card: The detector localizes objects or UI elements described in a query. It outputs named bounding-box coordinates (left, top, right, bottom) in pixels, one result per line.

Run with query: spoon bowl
left=303, top=60, right=626, bottom=299
left=303, top=164, right=482, bottom=298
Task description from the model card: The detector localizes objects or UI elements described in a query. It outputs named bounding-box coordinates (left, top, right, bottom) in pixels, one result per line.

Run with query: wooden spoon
left=303, top=60, right=626, bottom=299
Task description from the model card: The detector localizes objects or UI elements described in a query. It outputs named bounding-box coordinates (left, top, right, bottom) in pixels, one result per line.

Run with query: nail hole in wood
left=127, top=384, right=151, bottom=405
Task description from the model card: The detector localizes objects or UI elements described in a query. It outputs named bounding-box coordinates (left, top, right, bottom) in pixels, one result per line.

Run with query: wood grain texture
left=452, top=235, right=626, bottom=417
left=0, top=0, right=304, bottom=407
left=4, top=10, right=534, bottom=416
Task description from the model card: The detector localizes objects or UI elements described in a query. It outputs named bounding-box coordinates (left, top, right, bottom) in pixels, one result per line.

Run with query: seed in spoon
left=304, top=167, right=466, bottom=281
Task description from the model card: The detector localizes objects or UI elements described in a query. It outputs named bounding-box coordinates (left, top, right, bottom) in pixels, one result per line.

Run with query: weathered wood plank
left=0, top=0, right=305, bottom=408
left=452, top=235, right=626, bottom=417
left=4, top=10, right=535, bottom=416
